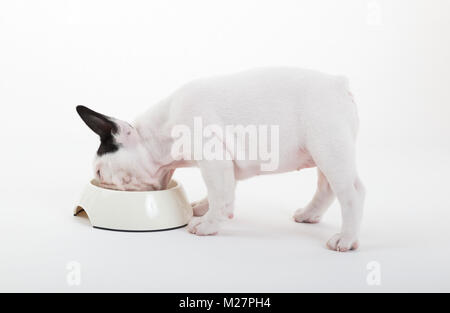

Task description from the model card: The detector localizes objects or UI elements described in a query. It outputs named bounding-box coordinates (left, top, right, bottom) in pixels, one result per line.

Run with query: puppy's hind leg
left=325, top=175, right=365, bottom=252
left=294, top=169, right=335, bottom=224
left=308, top=130, right=366, bottom=252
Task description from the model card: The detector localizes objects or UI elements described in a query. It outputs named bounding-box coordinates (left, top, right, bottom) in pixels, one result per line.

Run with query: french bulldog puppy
left=76, top=67, right=365, bottom=252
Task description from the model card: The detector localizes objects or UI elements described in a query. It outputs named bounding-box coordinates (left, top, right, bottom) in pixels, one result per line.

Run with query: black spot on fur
left=97, top=134, right=120, bottom=156
left=76, top=105, right=121, bottom=156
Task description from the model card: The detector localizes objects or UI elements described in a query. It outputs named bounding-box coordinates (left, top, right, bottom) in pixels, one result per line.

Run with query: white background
left=1, top=0, right=449, bottom=292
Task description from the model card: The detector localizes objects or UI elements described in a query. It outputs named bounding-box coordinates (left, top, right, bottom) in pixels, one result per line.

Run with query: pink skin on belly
left=233, top=147, right=316, bottom=180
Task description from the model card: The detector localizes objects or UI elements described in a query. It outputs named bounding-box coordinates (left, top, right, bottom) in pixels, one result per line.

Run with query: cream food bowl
left=74, top=180, right=193, bottom=232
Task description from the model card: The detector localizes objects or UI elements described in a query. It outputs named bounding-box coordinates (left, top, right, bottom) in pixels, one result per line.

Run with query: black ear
left=76, top=106, right=118, bottom=139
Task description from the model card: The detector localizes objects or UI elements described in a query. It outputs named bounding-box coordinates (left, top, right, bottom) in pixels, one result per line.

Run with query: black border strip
left=92, top=224, right=188, bottom=233
left=74, top=208, right=188, bottom=233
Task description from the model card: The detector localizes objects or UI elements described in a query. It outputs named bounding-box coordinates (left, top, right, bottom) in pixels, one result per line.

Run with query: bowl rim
left=88, top=179, right=182, bottom=194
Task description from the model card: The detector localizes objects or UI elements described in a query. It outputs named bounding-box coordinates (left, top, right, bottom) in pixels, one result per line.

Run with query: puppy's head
left=76, top=106, right=173, bottom=191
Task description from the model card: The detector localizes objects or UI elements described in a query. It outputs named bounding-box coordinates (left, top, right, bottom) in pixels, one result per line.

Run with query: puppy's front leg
left=191, top=197, right=209, bottom=217
left=188, top=160, right=235, bottom=236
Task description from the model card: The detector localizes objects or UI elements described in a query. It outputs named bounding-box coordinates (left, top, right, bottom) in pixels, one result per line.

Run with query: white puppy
left=76, top=67, right=365, bottom=252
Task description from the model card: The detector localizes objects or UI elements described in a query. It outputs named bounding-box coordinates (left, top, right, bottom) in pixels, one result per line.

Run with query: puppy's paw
left=293, top=208, right=322, bottom=224
left=191, top=199, right=209, bottom=217
left=187, top=216, right=220, bottom=236
left=326, top=233, right=359, bottom=252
